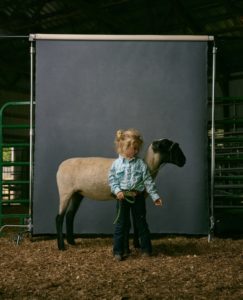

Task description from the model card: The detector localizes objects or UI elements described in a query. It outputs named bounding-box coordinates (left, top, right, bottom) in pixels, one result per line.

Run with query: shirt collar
left=118, top=154, right=137, bottom=163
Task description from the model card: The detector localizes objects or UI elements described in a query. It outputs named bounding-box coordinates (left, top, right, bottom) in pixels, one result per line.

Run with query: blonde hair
left=114, top=128, right=143, bottom=155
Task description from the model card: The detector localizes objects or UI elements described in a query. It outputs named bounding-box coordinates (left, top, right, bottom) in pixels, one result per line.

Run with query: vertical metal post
left=209, top=44, right=217, bottom=241
left=0, top=104, right=3, bottom=228
left=28, top=40, right=35, bottom=231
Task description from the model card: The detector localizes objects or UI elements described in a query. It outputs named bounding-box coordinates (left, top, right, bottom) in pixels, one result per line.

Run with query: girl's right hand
left=117, top=191, right=125, bottom=200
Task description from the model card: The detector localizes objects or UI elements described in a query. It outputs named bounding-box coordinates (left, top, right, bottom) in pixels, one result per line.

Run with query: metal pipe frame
left=28, top=41, right=35, bottom=232
left=29, top=34, right=214, bottom=42
left=209, top=44, right=217, bottom=241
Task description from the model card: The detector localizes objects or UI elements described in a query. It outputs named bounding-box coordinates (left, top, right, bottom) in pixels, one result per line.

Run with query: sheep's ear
left=152, top=139, right=171, bottom=152
left=160, top=139, right=172, bottom=151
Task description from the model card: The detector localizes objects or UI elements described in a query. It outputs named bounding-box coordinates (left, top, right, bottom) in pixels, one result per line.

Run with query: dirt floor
left=0, top=233, right=242, bottom=300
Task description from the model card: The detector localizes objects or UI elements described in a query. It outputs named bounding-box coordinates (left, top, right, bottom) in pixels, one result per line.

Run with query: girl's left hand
left=154, top=198, right=162, bottom=206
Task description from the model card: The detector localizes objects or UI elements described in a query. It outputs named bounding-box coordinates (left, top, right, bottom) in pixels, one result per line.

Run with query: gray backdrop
left=33, top=38, right=208, bottom=234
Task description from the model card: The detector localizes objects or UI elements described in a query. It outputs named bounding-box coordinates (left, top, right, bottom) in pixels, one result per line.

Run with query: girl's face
left=123, top=143, right=139, bottom=159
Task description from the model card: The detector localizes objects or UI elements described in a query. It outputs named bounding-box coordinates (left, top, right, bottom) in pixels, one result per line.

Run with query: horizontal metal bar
left=217, top=131, right=243, bottom=136
left=0, top=101, right=32, bottom=115
left=0, top=214, right=29, bottom=218
left=214, top=118, right=243, bottom=125
left=215, top=184, right=243, bottom=189
left=215, top=196, right=243, bottom=200
left=215, top=146, right=243, bottom=150
left=209, top=137, right=243, bottom=143
left=215, top=157, right=243, bottom=162
left=2, top=143, right=30, bottom=147
left=214, top=194, right=243, bottom=199
left=215, top=175, right=243, bottom=180
left=2, top=180, right=29, bottom=184
left=0, top=224, right=31, bottom=234
left=208, top=97, right=243, bottom=103
left=1, top=199, right=29, bottom=203
left=215, top=167, right=243, bottom=172
left=1, top=201, right=29, bottom=205
left=208, top=133, right=243, bottom=139
left=1, top=124, right=30, bottom=129
left=0, top=35, right=29, bottom=39
left=214, top=205, right=243, bottom=209
left=0, top=162, right=29, bottom=166
left=215, top=149, right=243, bottom=158
left=30, top=33, right=214, bottom=41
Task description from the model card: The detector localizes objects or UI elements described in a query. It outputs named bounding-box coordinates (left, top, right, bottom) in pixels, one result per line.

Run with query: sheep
left=56, top=138, right=186, bottom=250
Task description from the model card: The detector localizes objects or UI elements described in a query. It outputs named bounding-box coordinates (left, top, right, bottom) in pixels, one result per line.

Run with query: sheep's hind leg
left=131, top=209, right=140, bottom=249
left=66, top=193, right=83, bottom=245
left=56, top=213, right=65, bottom=250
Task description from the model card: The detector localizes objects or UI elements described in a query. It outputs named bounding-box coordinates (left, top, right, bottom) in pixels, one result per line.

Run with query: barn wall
left=33, top=38, right=209, bottom=234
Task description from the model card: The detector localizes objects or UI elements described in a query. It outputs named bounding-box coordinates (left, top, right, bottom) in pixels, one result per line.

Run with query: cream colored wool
left=56, top=144, right=159, bottom=214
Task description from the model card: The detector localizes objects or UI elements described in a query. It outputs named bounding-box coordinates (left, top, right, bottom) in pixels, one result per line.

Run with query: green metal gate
left=0, top=101, right=31, bottom=232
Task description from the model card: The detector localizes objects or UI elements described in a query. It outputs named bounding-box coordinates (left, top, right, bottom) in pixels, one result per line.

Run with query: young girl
left=108, top=128, right=162, bottom=261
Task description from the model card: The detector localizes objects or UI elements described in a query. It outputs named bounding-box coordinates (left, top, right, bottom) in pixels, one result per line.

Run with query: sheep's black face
left=152, top=139, right=186, bottom=167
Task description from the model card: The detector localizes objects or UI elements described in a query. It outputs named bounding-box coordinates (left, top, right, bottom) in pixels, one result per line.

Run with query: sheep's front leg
left=56, top=213, right=65, bottom=250
left=66, top=193, right=83, bottom=245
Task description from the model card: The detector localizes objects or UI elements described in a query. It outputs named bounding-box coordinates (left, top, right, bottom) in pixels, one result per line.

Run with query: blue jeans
left=113, top=193, right=152, bottom=255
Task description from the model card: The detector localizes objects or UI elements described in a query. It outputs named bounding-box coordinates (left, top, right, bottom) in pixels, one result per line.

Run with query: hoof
left=133, top=241, right=141, bottom=249
left=57, top=241, right=66, bottom=251
left=67, top=238, right=76, bottom=245
left=58, top=245, right=66, bottom=251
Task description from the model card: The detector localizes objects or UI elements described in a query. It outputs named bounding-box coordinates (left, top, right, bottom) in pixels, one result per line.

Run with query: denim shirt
left=108, top=155, right=160, bottom=202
